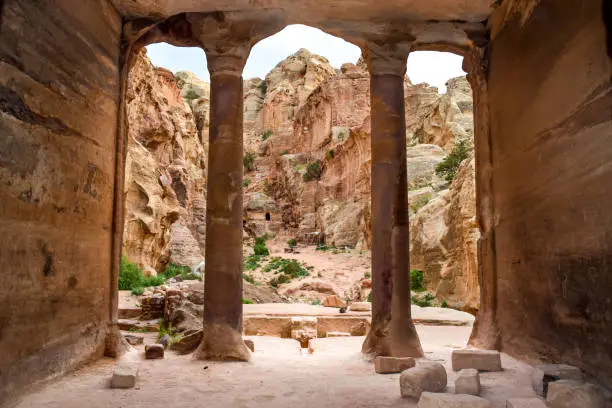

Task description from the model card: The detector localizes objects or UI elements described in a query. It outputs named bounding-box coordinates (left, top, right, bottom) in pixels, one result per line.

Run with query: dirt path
left=12, top=326, right=539, bottom=408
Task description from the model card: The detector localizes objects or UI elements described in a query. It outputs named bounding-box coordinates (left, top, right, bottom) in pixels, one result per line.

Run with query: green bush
left=183, top=88, right=200, bottom=101
left=244, top=254, right=262, bottom=271
left=441, top=300, right=448, bottom=308
left=410, top=193, right=432, bottom=213
left=243, top=177, right=252, bottom=187
left=364, top=271, right=371, bottom=279
left=161, top=263, right=201, bottom=281
left=243, top=152, right=256, bottom=172
left=327, top=149, right=335, bottom=160
left=303, top=161, right=322, bottom=182
left=265, top=257, right=310, bottom=287
left=411, top=292, right=435, bottom=307
left=157, top=320, right=181, bottom=345
left=261, top=130, right=273, bottom=141
left=243, top=273, right=256, bottom=284
left=315, top=244, right=330, bottom=252
left=280, top=150, right=289, bottom=155
left=242, top=298, right=254, bottom=304
left=287, top=238, right=297, bottom=248
left=311, top=299, right=322, bottom=306
left=258, top=81, right=267, bottom=94
left=435, top=139, right=472, bottom=182
left=410, top=269, right=425, bottom=291
left=119, top=256, right=143, bottom=290
left=141, top=275, right=165, bottom=287
left=367, top=291, right=373, bottom=302
left=131, top=286, right=145, bottom=296
left=253, top=235, right=269, bottom=256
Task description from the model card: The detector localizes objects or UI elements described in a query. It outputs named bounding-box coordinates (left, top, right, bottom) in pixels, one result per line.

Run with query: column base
left=468, top=311, right=501, bottom=349
left=104, top=322, right=132, bottom=357
left=195, top=323, right=251, bottom=361
left=362, top=320, right=424, bottom=359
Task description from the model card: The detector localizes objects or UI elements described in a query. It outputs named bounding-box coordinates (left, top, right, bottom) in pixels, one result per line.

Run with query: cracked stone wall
left=0, top=0, right=121, bottom=402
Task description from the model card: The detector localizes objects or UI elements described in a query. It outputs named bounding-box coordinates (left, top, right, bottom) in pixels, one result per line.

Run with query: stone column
left=185, top=11, right=285, bottom=361
left=361, top=40, right=424, bottom=358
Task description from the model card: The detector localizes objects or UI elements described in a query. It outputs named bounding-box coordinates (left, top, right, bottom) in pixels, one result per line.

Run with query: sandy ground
left=12, top=326, right=539, bottom=408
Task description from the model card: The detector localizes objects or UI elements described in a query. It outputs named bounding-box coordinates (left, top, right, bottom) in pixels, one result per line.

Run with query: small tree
left=261, top=130, right=273, bottom=141
left=243, top=152, right=256, bottom=172
left=435, top=140, right=472, bottom=182
left=303, top=161, right=322, bottom=182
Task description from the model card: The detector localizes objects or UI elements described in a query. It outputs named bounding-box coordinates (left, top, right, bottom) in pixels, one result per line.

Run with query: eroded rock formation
left=123, top=50, right=207, bottom=272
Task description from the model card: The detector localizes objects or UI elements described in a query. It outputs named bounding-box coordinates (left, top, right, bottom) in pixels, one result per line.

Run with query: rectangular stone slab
left=111, top=361, right=139, bottom=389
left=506, top=398, right=548, bottom=408
left=418, top=392, right=493, bottom=407
left=375, top=356, right=416, bottom=374
left=455, top=368, right=480, bottom=395
left=452, top=349, right=502, bottom=372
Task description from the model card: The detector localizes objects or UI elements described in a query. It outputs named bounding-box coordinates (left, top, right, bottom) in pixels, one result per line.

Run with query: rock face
left=123, top=50, right=207, bottom=272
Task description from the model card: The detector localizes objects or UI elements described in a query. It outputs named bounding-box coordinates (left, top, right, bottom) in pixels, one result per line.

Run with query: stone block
left=546, top=380, right=605, bottom=408
left=244, top=339, right=255, bottom=352
left=455, top=368, right=480, bottom=395
left=349, top=302, right=371, bottom=312
left=400, top=361, right=447, bottom=399
left=123, top=334, right=144, bottom=346
left=418, top=392, right=492, bottom=408
left=158, top=334, right=171, bottom=348
left=531, top=364, right=583, bottom=397
left=349, top=319, right=370, bottom=336
left=291, top=316, right=317, bottom=331
left=375, top=356, right=416, bottom=374
left=506, top=398, right=548, bottom=408
left=111, top=360, right=139, bottom=389
left=170, top=329, right=202, bottom=355
left=323, top=295, right=347, bottom=308
left=145, top=344, right=165, bottom=359
left=452, top=349, right=502, bottom=372
left=327, top=331, right=351, bottom=337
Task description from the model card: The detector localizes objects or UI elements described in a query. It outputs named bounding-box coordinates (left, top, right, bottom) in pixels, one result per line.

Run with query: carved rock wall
left=123, top=50, right=206, bottom=271
left=0, top=0, right=121, bottom=401
left=483, top=0, right=612, bottom=386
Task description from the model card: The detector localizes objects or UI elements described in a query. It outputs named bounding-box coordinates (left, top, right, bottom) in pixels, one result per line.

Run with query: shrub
left=441, top=300, right=448, bottom=308
left=183, top=88, right=200, bottom=101
left=435, top=139, right=472, bottom=182
left=119, top=256, right=143, bottom=290
left=265, top=257, right=310, bottom=287
left=244, top=254, right=262, bottom=271
left=253, top=235, right=270, bottom=256
left=131, top=286, right=144, bottom=296
left=141, top=274, right=166, bottom=287
left=327, top=149, right=335, bottom=160
left=157, top=320, right=181, bottom=345
left=287, top=238, right=297, bottom=248
left=367, top=291, right=373, bottom=302
left=258, top=81, right=267, bottom=94
left=280, top=150, right=289, bottom=155
left=411, top=292, right=435, bottom=307
left=410, top=193, right=432, bottom=213
left=243, top=273, right=256, bottom=284
left=161, top=263, right=201, bottom=281
left=261, top=130, right=273, bottom=141
left=410, top=269, right=425, bottom=291
left=242, top=298, right=254, bottom=304
left=364, top=271, right=371, bottom=279
left=303, top=161, right=322, bottom=182
left=311, top=299, right=322, bottom=306
left=243, top=152, right=256, bottom=172
left=243, top=177, right=252, bottom=187
left=315, top=244, right=330, bottom=252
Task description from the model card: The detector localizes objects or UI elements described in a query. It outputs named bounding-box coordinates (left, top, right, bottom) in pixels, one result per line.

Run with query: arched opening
left=265, top=212, right=271, bottom=221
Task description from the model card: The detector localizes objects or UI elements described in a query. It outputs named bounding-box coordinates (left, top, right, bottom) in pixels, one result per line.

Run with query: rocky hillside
left=123, top=48, right=478, bottom=311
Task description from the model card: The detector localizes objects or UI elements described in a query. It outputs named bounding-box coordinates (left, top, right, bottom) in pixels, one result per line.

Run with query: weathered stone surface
left=374, top=356, right=416, bottom=374
left=349, top=302, right=372, bottom=312
left=546, top=380, right=605, bottom=408
left=323, top=295, right=347, bottom=308
left=418, top=392, right=492, bottom=408
left=123, top=335, right=144, bottom=346
left=170, top=330, right=203, bottom=355
left=400, top=362, right=448, bottom=399
left=244, top=339, right=255, bottom=352
left=506, top=398, right=548, bottom=408
left=531, top=364, right=583, bottom=397
left=452, top=350, right=501, bottom=372
left=145, top=344, right=165, bottom=359
left=454, top=369, right=480, bottom=395
left=111, top=359, right=139, bottom=389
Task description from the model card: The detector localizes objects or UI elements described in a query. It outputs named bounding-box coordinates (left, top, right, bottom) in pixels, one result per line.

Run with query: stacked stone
left=164, top=289, right=185, bottom=320
left=140, top=294, right=165, bottom=320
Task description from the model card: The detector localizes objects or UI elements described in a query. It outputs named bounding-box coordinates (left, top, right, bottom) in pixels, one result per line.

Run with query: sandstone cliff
left=123, top=50, right=207, bottom=272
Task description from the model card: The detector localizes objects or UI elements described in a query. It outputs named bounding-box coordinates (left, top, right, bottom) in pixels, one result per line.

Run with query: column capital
left=187, top=11, right=285, bottom=78
left=362, top=40, right=413, bottom=76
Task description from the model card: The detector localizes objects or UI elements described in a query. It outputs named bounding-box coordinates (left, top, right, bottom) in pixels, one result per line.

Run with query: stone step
left=118, top=319, right=160, bottom=332
left=418, top=392, right=492, bottom=408
left=452, top=349, right=502, bottom=372
left=118, top=307, right=141, bottom=319
left=546, top=380, right=605, bottom=408
left=531, top=364, right=583, bottom=397
left=375, top=356, right=416, bottom=374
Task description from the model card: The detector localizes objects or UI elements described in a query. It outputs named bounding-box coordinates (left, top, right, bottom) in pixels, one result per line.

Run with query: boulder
left=323, top=295, right=347, bottom=308
left=123, top=334, right=144, bottom=346
left=418, top=392, right=492, bottom=408
left=452, top=349, right=502, bottom=372
left=349, top=320, right=370, bottom=336
left=454, top=369, right=480, bottom=395
left=349, top=302, right=372, bottom=312
left=531, top=364, right=583, bottom=397
left=145, top=344, right=165, bottom=359
left=170, top=329, right=203, bottom=355
left=506, top=398, right=548, bottom=408
left=375, top=356, right=416, bottom=374
left=546, top=380, right=605, bottom=408
left=400, top=362, right=448, bottom=399
left=158, top=334, right=172, bottom=348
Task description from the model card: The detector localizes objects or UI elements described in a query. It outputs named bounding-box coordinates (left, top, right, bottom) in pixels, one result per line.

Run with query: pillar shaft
left=362, top=41, right=423, bottom=358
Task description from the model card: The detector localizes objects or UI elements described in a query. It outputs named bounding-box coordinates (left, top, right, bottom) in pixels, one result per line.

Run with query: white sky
left=146, top=24, right=465, bottom=93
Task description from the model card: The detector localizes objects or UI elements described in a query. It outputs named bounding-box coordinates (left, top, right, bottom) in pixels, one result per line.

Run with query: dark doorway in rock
left=265, top=212, right=271, bottom=221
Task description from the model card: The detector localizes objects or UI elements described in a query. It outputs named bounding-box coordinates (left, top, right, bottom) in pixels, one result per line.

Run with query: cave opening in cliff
left=116, top=31, right=479, bottom=356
